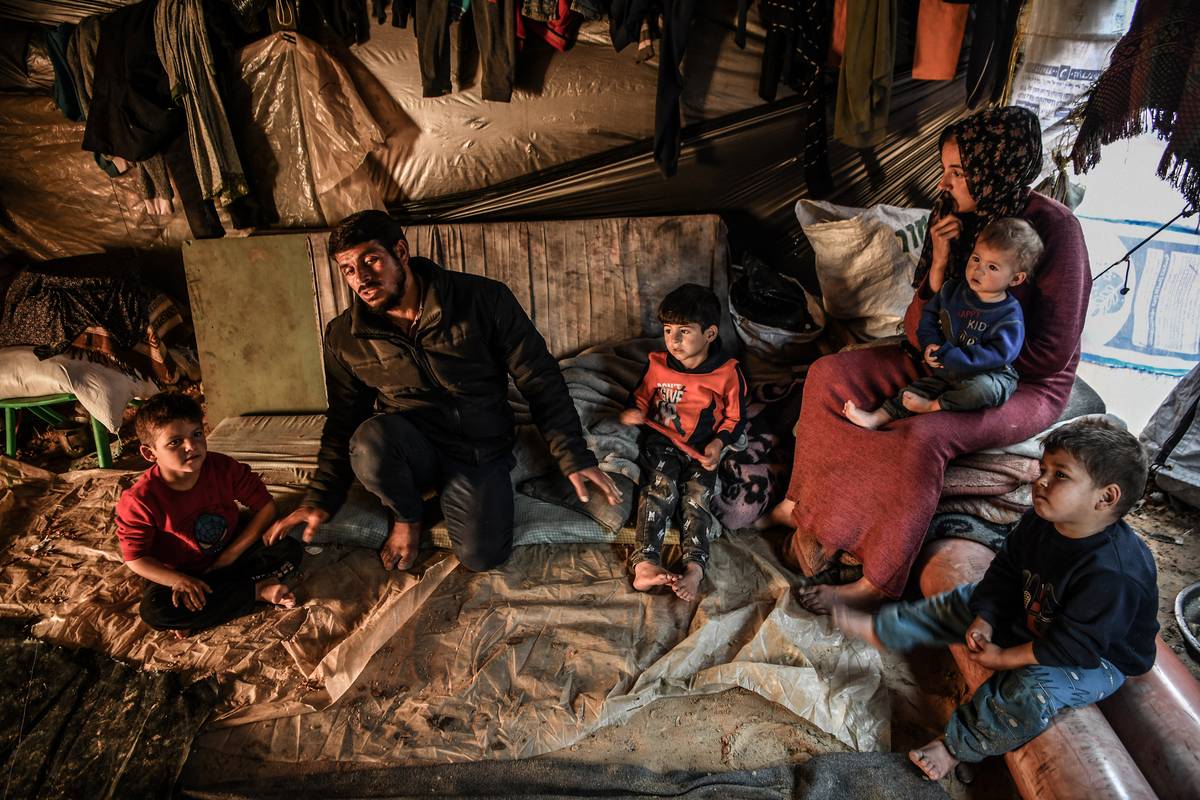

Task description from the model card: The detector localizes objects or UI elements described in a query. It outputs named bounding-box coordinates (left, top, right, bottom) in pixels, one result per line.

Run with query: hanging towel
left=911, top=0, right=969, bottom=81
left=833, top=0, right=895, bottom=148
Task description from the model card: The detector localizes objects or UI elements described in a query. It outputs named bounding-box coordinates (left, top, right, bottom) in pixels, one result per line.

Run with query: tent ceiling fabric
left=0, top=0, right=968, bottom=280
left=0, top=1, right=135, bottom=25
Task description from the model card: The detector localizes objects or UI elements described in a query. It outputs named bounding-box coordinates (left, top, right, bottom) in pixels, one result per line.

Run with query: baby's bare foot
left=842, top=400, right=889, bottom=430
left=755, top=498, right=795, bottom=530
left=632, top=561, right=678, bottom=592
left=900, top=392, right=939, bottom=414
left=909, top=739, right=958, bottom=781
left=671, top=562, right=704, bottom=602
left=257, top=579, right=297, bottom=608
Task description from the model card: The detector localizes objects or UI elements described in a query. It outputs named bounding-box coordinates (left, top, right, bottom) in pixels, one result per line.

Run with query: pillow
left=0, top=347, right=157, bottom=433
left=796, top=200, right=930, bottom=339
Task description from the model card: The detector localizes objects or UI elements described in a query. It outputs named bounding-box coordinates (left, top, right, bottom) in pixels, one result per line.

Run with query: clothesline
left=1091, top=204, right=1198, bottom=295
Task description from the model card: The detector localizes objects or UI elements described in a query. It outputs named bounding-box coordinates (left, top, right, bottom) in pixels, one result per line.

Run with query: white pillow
left=796, top=200, right=930, bottom=339
left=0, top=347, right=158, bottom=433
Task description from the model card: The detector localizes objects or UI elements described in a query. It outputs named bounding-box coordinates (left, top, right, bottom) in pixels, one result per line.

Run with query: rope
left=1092, top=205, right=1197, bottom=295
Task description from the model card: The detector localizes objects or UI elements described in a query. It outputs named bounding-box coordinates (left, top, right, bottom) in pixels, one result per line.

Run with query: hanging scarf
left=1069, top=0, right=1200, bottom=212
left=912, top=106, right=1043, bottom=288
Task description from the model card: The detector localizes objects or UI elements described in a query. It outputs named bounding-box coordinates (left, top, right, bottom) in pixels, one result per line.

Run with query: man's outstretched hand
left=264, top=506, right=330, bottom=544
left=568, top=466, right=623, bottom=505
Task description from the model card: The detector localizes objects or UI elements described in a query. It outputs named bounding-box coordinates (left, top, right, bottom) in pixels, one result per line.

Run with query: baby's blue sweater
left=917, top=280, right=1025, bottom=377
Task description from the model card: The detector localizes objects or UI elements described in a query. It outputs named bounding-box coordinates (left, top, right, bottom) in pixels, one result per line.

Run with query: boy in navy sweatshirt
left=845, top=217, right=1043, bottom=430
left=620, top=284, right=747, bottom=602
left=833, top=418, right=1158, bottom=781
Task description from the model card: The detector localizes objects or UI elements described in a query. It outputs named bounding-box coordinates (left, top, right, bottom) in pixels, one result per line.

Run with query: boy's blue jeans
left=874, top=584, right=1125, bottom=763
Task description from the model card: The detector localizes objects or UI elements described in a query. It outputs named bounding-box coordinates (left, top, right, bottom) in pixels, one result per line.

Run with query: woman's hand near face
left=927, top=215, right=963, bottom=292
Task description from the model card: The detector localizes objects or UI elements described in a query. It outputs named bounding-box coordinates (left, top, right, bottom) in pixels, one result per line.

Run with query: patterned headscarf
left=912, top=106, right=1044, bottom=287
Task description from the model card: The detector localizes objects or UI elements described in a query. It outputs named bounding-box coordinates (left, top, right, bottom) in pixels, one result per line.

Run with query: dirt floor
left=11, top=402, right=1200, bottom=799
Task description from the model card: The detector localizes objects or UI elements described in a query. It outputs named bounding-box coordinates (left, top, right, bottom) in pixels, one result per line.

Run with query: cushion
left=0, top=346, right=157, bottom=433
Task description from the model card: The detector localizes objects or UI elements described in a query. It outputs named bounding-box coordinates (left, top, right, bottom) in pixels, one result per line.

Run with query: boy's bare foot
left=909, top=739, right=958, bottom=780
left=671, top=562, right=704, bottom=602
left=755, top=497, right=796, bottom=530
left=256, top=578, right=297, bottom=608
left=900, top=392, right=940, bottom=414
left=842, top=400, right=890, bottom=430
left=831, top=603, right=883, bottom=649
left=381, top=520, right=421, bottom=571
left=797, top=577, right=887, bottom=616
left=632, top=561, right=678, bottom=592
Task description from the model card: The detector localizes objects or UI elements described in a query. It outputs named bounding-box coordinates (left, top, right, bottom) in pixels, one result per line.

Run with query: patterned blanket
left=0, top=265, right=198, bottom=386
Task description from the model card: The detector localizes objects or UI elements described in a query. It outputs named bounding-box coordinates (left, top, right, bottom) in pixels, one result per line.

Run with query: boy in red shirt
left=620, top=284, right=747, bottom=601
left=115, top=392, right=302, bottom=633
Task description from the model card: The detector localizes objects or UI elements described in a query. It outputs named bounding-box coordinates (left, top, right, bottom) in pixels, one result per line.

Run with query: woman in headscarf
left=769, top=106, right=1091, bottom=612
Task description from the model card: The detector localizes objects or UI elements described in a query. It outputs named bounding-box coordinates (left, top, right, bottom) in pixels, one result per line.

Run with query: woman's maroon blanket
left=784, top=192, right=1090, bottom=597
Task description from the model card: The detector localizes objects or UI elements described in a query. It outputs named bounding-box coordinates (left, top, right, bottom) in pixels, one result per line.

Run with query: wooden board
left=183, top=236, right=327, bottom=424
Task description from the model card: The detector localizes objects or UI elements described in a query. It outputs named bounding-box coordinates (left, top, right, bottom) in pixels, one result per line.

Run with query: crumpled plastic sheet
left=186, top=534, right=888, bottom=780
left=0, top=458, right=462, bottom=724
left=231, top=32, right=388, bottom=228
left=0, top=452, right=888, bottom=773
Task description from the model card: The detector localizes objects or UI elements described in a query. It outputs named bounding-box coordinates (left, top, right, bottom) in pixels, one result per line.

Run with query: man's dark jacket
left=304, top=257, right=597, bottom=514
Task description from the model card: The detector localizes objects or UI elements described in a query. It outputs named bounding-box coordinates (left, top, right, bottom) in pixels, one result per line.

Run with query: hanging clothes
left=44, top=24, right=83, bottom=122
left=965, top=0, right=1021, bottom=108
left=611, top=0, right=699, bottom=177
left=81, top=0, right=179, bottom=162
left=1070, top=0, right=1200, bottom=210
left=519, top=0, right=583, bottom=51
left=833, top=0, right=895, bottom=148
left=911, top=0, right=968, bottom=81
left=474, top=0, right=518, bottom=101
left=80, top=0, right=227, bottom=238
left=154, top=0, right=250, bottom=206
left=739, top=0, right=834, bottom=197
left=413, top=0, right=515, bottom=101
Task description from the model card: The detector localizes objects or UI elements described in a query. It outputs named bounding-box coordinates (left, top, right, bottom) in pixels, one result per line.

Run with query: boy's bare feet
left=831, top=603, right=884, bottom=649
left=754, top=497, right=795, bottom=530
left=632, top=561, right=678, bottom=592
left=842, top=400, right=891, bottom=430
left=797, top=577, right=887, bottom=615
left=381, top=520, right=421, bottom=571
left=909, top=739, right=958, bottom=780
left=671, top=562, right=703, bottom=602
left=256, top=578, right=297, bottom=608
left=900, top=392, right=940, bottom=414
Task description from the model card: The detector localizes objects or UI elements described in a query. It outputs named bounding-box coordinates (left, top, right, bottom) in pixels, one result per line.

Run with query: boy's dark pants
left=349, top=413, right=515, bottom=572
left=883, top=365, right=1018, bottom=419
left=140, top=538, right=303, bottom=632
left=629, top=430, right=716, bottom=572
left=874, top=584, right=1126, bottom=762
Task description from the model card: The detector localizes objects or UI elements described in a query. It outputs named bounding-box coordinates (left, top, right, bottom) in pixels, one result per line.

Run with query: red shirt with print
left=115, top=452, right=272, bottom=574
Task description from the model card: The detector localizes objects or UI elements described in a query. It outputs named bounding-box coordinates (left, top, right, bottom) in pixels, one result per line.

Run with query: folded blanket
left=937, top=413, right=1126, bottom=525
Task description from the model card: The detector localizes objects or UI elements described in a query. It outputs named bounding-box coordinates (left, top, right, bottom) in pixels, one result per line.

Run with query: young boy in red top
left=620, top=284, right=747, bottom=601
left=115, top=392, right=302, bottom=633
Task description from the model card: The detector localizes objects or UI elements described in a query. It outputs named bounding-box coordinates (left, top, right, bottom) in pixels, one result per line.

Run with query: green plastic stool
left=0, top=393, right=113, bottom=468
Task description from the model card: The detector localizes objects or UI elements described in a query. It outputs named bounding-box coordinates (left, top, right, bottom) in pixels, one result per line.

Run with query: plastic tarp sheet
left=230, top=32, right=387, bottom=228
left=0, top=455, right=889, bottom=773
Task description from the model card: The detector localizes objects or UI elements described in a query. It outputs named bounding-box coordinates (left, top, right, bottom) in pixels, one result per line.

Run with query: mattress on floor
left=205, top=414, right=654, bottom=548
